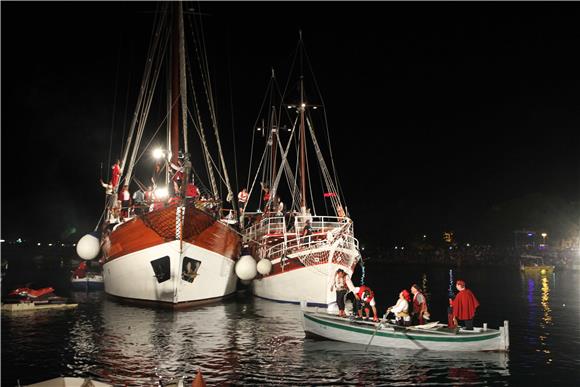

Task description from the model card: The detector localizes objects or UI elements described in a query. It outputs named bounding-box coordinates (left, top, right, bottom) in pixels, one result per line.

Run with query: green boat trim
left=305, top=313, right=501, bottom=343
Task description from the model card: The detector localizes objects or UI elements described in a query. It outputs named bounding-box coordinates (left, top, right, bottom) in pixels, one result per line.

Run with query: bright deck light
left=155, top=187, right=169, bottom=199
left=152, top=148, right=164, bottom=159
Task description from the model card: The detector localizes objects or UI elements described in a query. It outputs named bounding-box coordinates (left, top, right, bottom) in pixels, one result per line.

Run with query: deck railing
left=244, top=214, right=354, bottom=243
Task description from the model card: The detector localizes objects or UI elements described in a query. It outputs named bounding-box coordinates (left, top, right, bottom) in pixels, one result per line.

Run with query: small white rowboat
left=301, top=311, right=509, bottom=352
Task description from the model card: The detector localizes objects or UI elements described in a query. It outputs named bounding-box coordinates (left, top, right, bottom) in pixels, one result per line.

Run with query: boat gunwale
left=304, top=312, right=502, bottom=343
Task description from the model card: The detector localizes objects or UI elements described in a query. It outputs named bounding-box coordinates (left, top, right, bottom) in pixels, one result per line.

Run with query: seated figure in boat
left=353, top=285, right=379, bottom=322
left=386, top=289, right=411, bottom=326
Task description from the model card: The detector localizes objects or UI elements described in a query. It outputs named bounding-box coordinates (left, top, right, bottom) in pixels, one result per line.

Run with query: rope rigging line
left=245, top=75, right=276, bottom=208
left=263, top=117, right=299, bottom=212
left=106, top=32, right=123, bottom=184
left=302, top=45, right=347, bottom=210
left=276, top=127, right=302, bottom=213
left=186, top=12, right=218, bottom=198
left=190, top=4, right=235, bottom=205
left=225, top=31, right=239, bottom=195
left=185, top=107, right=229, bottom=189
left=120, top=7, right=168, bottom=188
left=305, top=131, right=317, bottom=215
left=178, top=5, right=189, bottom=154
left=125, top=25, right=170, bottom=187
left=243, top=139, right=269, bottom=213
left=306, top=114, right=343, bottom=213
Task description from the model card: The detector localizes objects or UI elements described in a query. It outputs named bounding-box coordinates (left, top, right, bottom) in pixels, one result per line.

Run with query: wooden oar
left=365, top=321, right=383, bottom=351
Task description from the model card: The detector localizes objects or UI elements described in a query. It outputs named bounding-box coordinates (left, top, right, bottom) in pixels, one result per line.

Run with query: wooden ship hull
left=102, top=202, right=240, bottom=307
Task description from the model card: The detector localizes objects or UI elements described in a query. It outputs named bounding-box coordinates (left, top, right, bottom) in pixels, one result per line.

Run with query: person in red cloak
left=451, top=279, right=479, bottom=330
left=72, top=261, right=87, bottom=279
left=111, top=159, right=121, bottom=189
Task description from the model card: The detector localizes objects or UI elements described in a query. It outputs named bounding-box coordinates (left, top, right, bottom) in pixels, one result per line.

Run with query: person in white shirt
left=329, top=269, right=355, bottom=317
left=386, top=289, right=411, bottom=326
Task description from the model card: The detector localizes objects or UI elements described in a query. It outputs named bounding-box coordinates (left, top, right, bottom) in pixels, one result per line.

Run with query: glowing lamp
left=152, top=148, right=164, bottom=159
left=155, top=187, right=169, bottom=199
left=540, top=269, right=546, bottom=275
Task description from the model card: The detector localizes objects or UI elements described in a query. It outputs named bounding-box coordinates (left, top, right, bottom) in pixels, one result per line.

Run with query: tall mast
left=178, top=3, right=188, bottom=154
left=169, top=4, right=181, bottom=167
left=298, top=31, right=307, bottom=213
left=270, top=69, right=278, bottom=190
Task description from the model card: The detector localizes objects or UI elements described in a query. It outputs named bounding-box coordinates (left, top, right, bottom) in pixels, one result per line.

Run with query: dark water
left=2, top=254, right=579, bottom=386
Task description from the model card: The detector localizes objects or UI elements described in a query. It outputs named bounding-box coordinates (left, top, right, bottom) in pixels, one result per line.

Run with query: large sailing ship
left=240, top=35, right=361, bottom=310
left=77, top=3, right=240, bottom=307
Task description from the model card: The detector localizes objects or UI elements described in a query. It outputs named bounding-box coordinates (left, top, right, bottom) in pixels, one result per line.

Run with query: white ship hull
left=103, top=240, right=237, bottom=306
left=252, top=240, right=359, bottom=311
left=252, top=259, right=352, bottom=309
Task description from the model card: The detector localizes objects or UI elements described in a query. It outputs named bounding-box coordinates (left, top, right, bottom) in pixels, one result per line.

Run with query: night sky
left=2, top=2, right=579, bottom=248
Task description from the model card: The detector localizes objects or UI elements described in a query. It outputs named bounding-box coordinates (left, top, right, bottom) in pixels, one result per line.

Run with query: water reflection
left=302, top=340, right=509, bottom=385
left=58, top=295, right=512, bottom=385
left=523, top=271, right=554, bottom=366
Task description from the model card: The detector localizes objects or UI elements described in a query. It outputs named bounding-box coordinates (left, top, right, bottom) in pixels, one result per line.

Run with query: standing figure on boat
left=260, top=182, right=270, bottom=212
left=100, top=178, right=113, bottom=199
left=410, top=284, right=429, bottom=325
left=386, top=289, right=411, bottom=326
left=354, top=285, right=379, bottom=322
left=302, top=219, right=313, bottom=245
left=275, top=196, right=285, bottom=216
left=185, top=178, right=200, bottom=201
left=111, top=159, right=122, bottom=190
left=237, top=187, right=248, bottom=214
left=118, top=184, right=131, bottom=219
left=329, top=269, right=355, bottom=317
left=170, top=158, right=185, bottom=194
left=144, top=184, right=155, bottom=206
left=451, top=280, right=479, bottom=330
left=132, top=187, right=145, bottom=215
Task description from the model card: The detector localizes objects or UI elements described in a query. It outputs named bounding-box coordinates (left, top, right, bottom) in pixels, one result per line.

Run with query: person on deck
left=386, top=289, right=411, bottom=326
left=260, top=182, right=271, bottom=212
left=144, top=185, right=155, bottom=205
left=132, top=188, right=145, bottom=216
left=353, top=284, right=379, bottom=321
left=118, top=185, right=131, bottom=219
left=451, top=279, right=480, bottom=330
left=411, top=284, right=430, bottom=325
left=238, top=188, right=248, bottom=213
left=302, top=219, right=313, bottom=245
left=275, top=196, right=284, bottom=216
left=170, top=159, right=185, bottom=193
left=185, top=179, right=200, bottom=201
left=111, top=159, right=122, bottom=190
left=100, top=179, right=113, bottom=197
left=329, top=269, right=355, bottom=317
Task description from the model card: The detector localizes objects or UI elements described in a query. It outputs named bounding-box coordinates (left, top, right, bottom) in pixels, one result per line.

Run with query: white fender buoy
left=256, top=258, right=272, bottom=275
left=76, top=234, right=100, bottom=260
left=235, top=255, right=257, bottom=281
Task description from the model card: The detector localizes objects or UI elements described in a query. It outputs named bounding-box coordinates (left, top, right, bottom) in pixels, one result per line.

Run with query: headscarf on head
left=401, top=289, right=411, bottom=302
